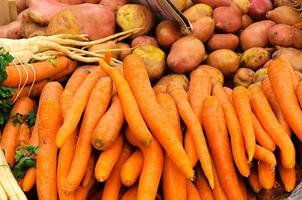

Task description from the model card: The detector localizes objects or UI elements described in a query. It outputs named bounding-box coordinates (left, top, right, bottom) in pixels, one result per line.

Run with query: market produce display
left=1, top=0, right=302, bottom=199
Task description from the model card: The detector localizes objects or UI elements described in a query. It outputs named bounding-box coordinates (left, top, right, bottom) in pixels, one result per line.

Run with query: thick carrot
left=50, top=61, right=77, bottom=81
left=261, top=79, right=291, bottom=136
left=121, top=185, right=138, bottom=200
left=167, top=82, right=213, bottom=187
left=258, top=161, right=275, bottom=190
left=187, top=181, right=201, bottom=200
left=184, top=132, right=198, bottom=167
left=278, top=164, right=296, bottom=192
left=248, top=84, right=295, bottom=168
left=62, top=77, right=112, bottom=192
left=11, top=80, right=48, bottom=100
left=268, top=57, right=302, bottom=141
left=122, top=54, right=194, bottom=180
left=202, top=96, right=245, bottom=200
left=101, top=143, right=132, bottom=200
left=212, top=161, right=228, bottom=200
left=120, top=149, right=143, bottom=186
left=16, top=124, right=30, bottom=148
left=1, top=97, right=34, bottom=165
left=195, top=170, right=214, bottom=200
left=213, top=83, right=250, bottom=177
left=2, top=57, right=75, bottom=87
left=254, top=145, right=277, bottom=167
left=251, top=113, right=276, bottom=152
left=297, top=81, right=302, bottom=108
left=92, top=95, right=124, bottom=150
left=233, top=86, right=255, bottom=162
left=248, top=168, right=262, bottom=193
left=36, top=82, right=63, bottom=200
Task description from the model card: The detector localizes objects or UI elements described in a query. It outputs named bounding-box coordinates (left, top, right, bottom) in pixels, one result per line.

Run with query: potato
left=213, top=5, right=242, bottom=33
left=133, top=45, right=166, bottom=81
left=170, top=0, right=187, bottom=11
left=167, top=36, right=205, bottom=73
left=155, top=20, right=182, bottom=48
left=89, top=41, right=118, bottom=58
left=116, top=42, right=131, bottom=60
left=266, top=6, right=302, bottom=26
left=192, top=0, right=231, bottom=8
left=183, top=3, right=213, bottom=22
left=189, top=17, right=215, bottom=42
left=116, top=4, right=154, bottom=37
left=248, top=0, right=273, bottom=20
left=268, top=24, right=302, bottom=49
left=240, top=20, right=276, bottom=50
left=153, top=74, right=189, bottom=93
left=21, top=11, right=47, bottom=38
left=234, top=68, right=255, bottom=87
left=272, top=47, right=302, bottom=72
left=253, top=68, right=268, bottom=83
left=232, top=0, right=251, bottom=13
left=196, top=65, right=224, bottom=85
left=240, top=47, right=271, bottom=70
left=273, top=0, right=293, bottom=7
left=207, top=49, right=240, bottom=76
left=207, top=34, right=239, bottom=51
left=241, top=14, right=253, bottom=29
left=0, top=20, right=22, bottom=39
left=131, top=36, right=159, bottom=48
left=100, top=0, right=128, bottom=11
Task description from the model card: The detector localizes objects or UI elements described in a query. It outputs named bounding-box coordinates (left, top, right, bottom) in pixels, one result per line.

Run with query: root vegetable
left=234, top=68, right=255, bottom=87
left=156, top=20, right=182, bottom=48
left=240, top=47, right=271, bottom=70
left=248, top=0, right=273, bottom=20
left=131, top=36, right=159, bottom=48
left=88, top=41, right=118, bottom=59
left=241, top=14, right=253, bottom=29
left=0, top=20, right=22, bottom=39
left=100, top=0, right=128, bottom=11
left=153, top=74, right=189, bottom=93
left=192, top=0, right=231, bottom=8
left=213, top=5, right=242, bottom=33
left=170, top=0, right=187, bottom=11
left=266, top=6, right=302, bottom=25
left=272, top=47, right=302, bottom=72
left=189, top=17, right=215, bottom=42
left=273, top=0, right=293, bottom=7
left=207, top=34, right=239, bottom=51
left=183, top=3, right=213, bottom=22
left=233, top=0, right=251, bottom=13
left=253, top=68, right=268, bottom=83
left=269, top=24, right=302, bottom=49
left=116, top=42, right=131, bottom=60
left=21, top=11, right=47, bottom=38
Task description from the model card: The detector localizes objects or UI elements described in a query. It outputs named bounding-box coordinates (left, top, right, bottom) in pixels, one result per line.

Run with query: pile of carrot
left=2, top=54, right=302, bottom=200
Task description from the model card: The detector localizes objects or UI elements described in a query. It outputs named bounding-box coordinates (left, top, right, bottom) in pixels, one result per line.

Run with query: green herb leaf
left=0, top=47, right=14, bottom=83
left=48, top=57, right=57, bottom=66
left=11, top=113, right=25, bottom=127
left=25, top=110, right=36, bottom=127
left=0, top=86, right=14, bottom=125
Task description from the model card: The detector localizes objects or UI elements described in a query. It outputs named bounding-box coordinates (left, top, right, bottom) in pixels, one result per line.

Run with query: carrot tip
left=140, top=138, right=153, bottom=147
left=92, top=140, right=105, bottom=151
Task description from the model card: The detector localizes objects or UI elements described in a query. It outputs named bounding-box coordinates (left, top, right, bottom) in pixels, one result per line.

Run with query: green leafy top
left=0, top=86, right=14, bottom=126
left=25, top=110, right=36, bottom=127
left=0, top=47, right=14, bottom=83
left=11, top=110, right=36, bottom=127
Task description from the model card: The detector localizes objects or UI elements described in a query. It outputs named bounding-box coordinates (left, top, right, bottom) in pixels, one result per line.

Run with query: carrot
left=120, top=149, right=143, bottom=186
left=2, top=57, right=74, bottom=87
left=187, top=181, right=201, bottom=200
left=268, top=57, right=302, bottom=141
left=238, top=175, right=248, bottom=200
left=184, top=132, right=198, bottom=167
left=1, top=97, right=34, bottom=165
left=251, top=113, right=276, bottom=152
left=50, top=60, right=77, bottom=81
left=195, top=170, right=214, bottom=200
left=11, top=80, right=48, bottom=100
left=261, top=79, right=291, bottom=136
left=36, top=82, right=63, bottom=200
left=248, top=168, right=262, bottom=193
left=213, top=83, right=250, bottom=177
left=75, top=180, right=95, bottom=200
left=153, top=74, right=189, bottom=94
left=62, top=77, right=112, bottom=192
left=21, top=167, right=36, bottom=192
left=212, top=162, right=228, bottom=200
left=16, top=124, right=30, bottom=148
left=121, top=185, right=138, bottom=200
left=248, top=84, right=295, bottom=168
left=278, top=163, right=296, bottom=192
left=297, top=81, right=302, bottom=108
left=121, top=54, right=194, bottom=180
left=95, top=134, right=124, bottom=182
left=92, top=95, right=124, bottom=150
left=223, top=87, right=233, bottom=101
left=233, top=86, right=255, bottom=162
left=167, top=82, right=213, bottom=187
left=202, top=96, right=245, bottom=200
left=101, top=143, right=132, bottom=200
left=254, top=145, right=277, bottom=168
left=258, top=161, right=275, bottom=190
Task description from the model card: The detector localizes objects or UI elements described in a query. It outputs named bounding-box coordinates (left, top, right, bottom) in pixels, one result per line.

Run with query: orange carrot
left=11, top=80, right=48, bottom=100
left=249, top=84, right=295, bottom=168
left=213, top=83, right=250, bottom=177
left=167, top=82, right=213, bottom=188
left=202, top=96, right=245, bottom=200
left=16, top=124, right=30, bottom=148
left=120, top=149, right=143, bottom=186
left=101, top=143, right=132, bottom=200
left=254, top=145, right=277, bottom=168
left=187, top=181, right=201, bottom=200
left=258, top=161, right=275, bottom=190
left=1, top=97, right=34, bottom=165
left=238, top=175, right=248, bottom=200
left=212, top=162, right=228, bottom=200
left=75, top=180, right=95, bottom=200
left=233, top=86, right=255, bottom=162
left=50, top=60, right=77, bottom=81
left=81, top=154, right=95, bottom=188
left=248, top=168, right=262, bottom=193
left=268, top=57, right=302, bottom=141
left=121, top=185, right=138, bottom=200
left=121, top=54, right=194, bottom=180
left=223, top=87, right=233, bottom=101
left=297, top=81, right=302, bottom=108
left=195, top=170, right=214, bottom=200
left=36, top=82, right=63, bottom=200
left=278, top=164, right=296, bottom=192
left=184, top=132, right=198, bottom=167
left=92, top=95, right=124, bottom=150
left=22, top=167, right=36, bottom=192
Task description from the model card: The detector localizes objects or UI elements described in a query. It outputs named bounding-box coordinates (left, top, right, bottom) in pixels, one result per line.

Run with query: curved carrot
left=92, top=95, right=124, bottom=150
left=248, top=84, right=295, bottom=168
left=213, top=83, right=250, bottom=177
left=184, top=132, right=198, bottom=167
left=278, top=164, right=296, bottom=192
left=187, top=181, right=201, bottom=200
left=195, top=170, right=214, bottom=200
left=17, top=124, right=30, bottom=148
left=95, top=134, right=124, bottom=182
left=11, top=80, right=48, bottom=100
left=248, top=168, right=262, bottom=193
left=167, top=82, right=213, bottom=188
left=121, top=54, right=194, bottom=180
left=121, top=185, right=138, bottom=200
left=1, top=97, right=34, bottom=165
left=202, top=96, right=245, bottom=200
left=22, top=167, right=36, bottom=192
left=120, top=149, right=143, bottom=187
left=36, top=82, right=63, bottom=200
left=258, top=161, right=275, bottom=190
left=50, top=60, right=77, bottom=81
left=233, top=86, right=255, bottom=162
left=268, top=57, right=302, bottom=141
left=254, top=145, right=277, bottom=168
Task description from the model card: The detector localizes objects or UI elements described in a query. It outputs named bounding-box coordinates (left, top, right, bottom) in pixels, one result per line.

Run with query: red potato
left=190, top=17, right=215, bottom=42
left=234, top=68, right=255, bottom=87
left=156, top=20, right=182, bottom=48
left=100, top=0, right=128, bottom=11
left=116, top=42, right=132, bottom=60
left=183, top=3, right=213, bottom=22
left=192, top=0, right=231, bottom=8
left=240, top=20, right=276, bottom=50
left=266, top=6, right=302, bottom=26
left=233, top=0, right=251, bottom=13
left=213, top=5, right=242, bottom=33
left=272, top=47, right=302, bottom=72
left=167, top=36, right=206, bottom=73
left=207, top=34, right=239, bottom=51
left=240, top=47, right=271, bottom=70
left=248, top=0, right=273, bottom=20
left=241, top=14, right=253, bottom=29
left=268, top=24, right=302, bottom=49
left=131, top=36, right=159, bottom=48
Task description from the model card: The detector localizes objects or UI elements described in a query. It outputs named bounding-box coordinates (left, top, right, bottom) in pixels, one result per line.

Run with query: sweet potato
left=268, top=24, right=302, bottom=49
left=233, top=0, right=251, bottom=13
left=241, top=14, right=253, bottom=29
left=213, top=5, right=242, bottom=33
left=167, top=36, right=205, bottom=73
left=240, top=20, right=276, bottom=50
left=192, top=0, right=231, bottom=8
left=100, top=0, right=128, bottom=11
left=207, top=49, right=240, bottom=76
left=240, top=47, right=271, bottom=70
left=207, top=34, right=239, bottom=50
left=234, top=68, right=255, bottom=87
left=183, top=3, right=213, bottom=22
left=273, top=0, right=293, bottom=7
left=131, top=36, right=159, bottom=48
left=253, top=67, right=268, bottom=83
left=116, top=42, right=132, bottom=60
left=170, top=0, right=187, bottom=11
left=266, top=6, right=302, bottom=25
left=133, top=45, right=166, bottom=81
left=116, top=4, right=154, bottom=37
left=272, top=47, right=302, bottom=72
left=189, top=17, right=215, bottom=42
left=156, top=20, right=182, bottom=48
left=248, top=0, right=273, bottom=20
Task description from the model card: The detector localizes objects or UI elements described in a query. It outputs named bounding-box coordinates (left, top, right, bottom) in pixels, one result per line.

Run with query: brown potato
left=253, top=68, right=268, bottom=83
left=234, top=68, right=255, bottom=87
left=240, top=47, right=271, bottom=70
left=207, top=34, right=239, bottom=51
left=153, top=74, right=189, bottom=93
left=269, top=24, right=302, bottom=49
left=266, top=6, right=302, bottom=25
left=131, top=36, right=159, bottom=48
left=183, top=3, right=213, bottom=22
left=156, top=20, right=183, bottom=48
left=189, top=17, right=215, bottom=42
left=272, top=47, right=302, bottom=72
left=116, top=42, right=131, bottom=60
